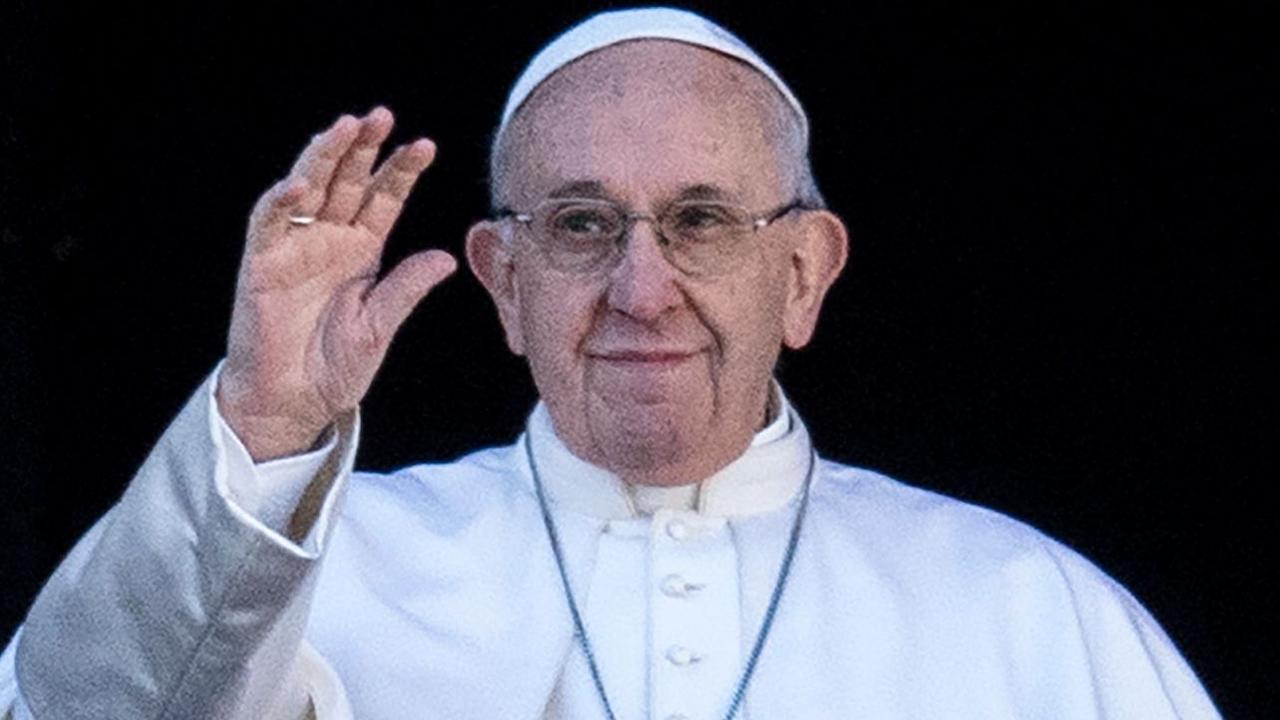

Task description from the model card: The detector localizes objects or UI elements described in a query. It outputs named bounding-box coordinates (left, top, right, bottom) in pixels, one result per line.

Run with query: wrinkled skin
left=468, top=41, right=848, bottom=486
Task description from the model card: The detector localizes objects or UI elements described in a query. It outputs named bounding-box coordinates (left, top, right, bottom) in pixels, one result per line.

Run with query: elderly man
left=0, top=7, right=1217, bottom=720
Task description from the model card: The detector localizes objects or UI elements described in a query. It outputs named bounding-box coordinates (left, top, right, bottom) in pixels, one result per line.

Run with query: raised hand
left=217, top=107, right=457, bottom=461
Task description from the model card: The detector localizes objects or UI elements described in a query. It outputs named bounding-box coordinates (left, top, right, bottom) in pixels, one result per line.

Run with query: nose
left=606, top=219, right=683, bottom=321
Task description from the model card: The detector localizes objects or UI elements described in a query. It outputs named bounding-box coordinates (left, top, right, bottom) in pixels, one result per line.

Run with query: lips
left=588, top=349, right=699, bottom=364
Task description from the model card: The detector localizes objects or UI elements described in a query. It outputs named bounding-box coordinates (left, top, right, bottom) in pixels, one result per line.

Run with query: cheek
left=703, top=275, right=789, bottom=384
left=707, top=267, right=788, bottom=347
left=517, top=272, right=598, bottom=376
left=729, top=306, right=787, bottom=368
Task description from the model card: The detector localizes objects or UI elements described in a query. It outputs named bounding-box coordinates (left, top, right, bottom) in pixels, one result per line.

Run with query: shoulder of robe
left=347, top=441, right=530, bottom=513
left=308, top=441, right=560, bottom=633
left=328, top=441, right=535, bottom=542
left=810, top=459, right=1121, bottom=605
left=811, top=461, right=1216, bottom=715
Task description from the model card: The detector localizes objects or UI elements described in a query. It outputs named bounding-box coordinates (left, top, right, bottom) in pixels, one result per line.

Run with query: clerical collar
left=521, top=381, right=813, bottom=520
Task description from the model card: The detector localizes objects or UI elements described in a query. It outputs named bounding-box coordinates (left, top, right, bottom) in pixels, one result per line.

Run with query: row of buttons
left=663, top=575, right=703, bottom=676
left=659, top=515, right=721, bottom=720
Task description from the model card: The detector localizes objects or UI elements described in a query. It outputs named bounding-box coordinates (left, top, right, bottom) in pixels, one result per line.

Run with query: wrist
left=215, top=371, right=334, bottom=462
left=221, top=406, right=331, bottom=462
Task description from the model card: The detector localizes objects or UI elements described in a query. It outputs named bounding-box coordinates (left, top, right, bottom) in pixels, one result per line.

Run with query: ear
left=465, top=220, right=526, bottom=355
left=782, top=209, right=849, bottom=349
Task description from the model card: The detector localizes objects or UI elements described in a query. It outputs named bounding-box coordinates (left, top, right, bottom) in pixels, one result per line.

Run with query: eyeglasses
left=497, top=197, right=807, bottom=276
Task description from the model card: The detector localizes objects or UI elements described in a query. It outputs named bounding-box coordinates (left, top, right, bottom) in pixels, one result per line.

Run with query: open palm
left=218, top=108, right=456, bottom=460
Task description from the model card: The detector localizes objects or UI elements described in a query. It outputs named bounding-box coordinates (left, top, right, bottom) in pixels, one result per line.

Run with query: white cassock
left=0, top=367, right=1220, bottom=719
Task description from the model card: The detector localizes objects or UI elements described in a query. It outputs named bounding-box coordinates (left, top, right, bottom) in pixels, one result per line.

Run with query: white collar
left=520, top=382, right=813, bottom=520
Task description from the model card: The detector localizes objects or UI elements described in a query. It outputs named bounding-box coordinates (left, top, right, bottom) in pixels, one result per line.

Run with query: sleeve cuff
left=208, top=361, right=360, bottom=557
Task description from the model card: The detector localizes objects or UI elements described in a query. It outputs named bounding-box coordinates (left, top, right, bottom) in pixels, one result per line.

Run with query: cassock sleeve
left=0, top=365, right=358, bottom=720
left=1044, top=540, right=1223, bottom=719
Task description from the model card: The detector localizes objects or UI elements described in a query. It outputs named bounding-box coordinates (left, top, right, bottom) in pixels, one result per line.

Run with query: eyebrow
left=673, top=183, right=736, bottom=202
left=545, top=180, right=739, bottom=203
left=548, top=180, right=610, bottom=199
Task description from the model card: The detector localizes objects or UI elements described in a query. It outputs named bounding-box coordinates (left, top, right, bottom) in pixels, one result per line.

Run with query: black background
left=1, top=1, right=1273, bottom=716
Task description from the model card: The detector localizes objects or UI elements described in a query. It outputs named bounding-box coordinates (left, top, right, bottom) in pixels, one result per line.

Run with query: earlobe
left=782, top=210, right=849, bottom=349
left=465, top=221, right=526, bottom=355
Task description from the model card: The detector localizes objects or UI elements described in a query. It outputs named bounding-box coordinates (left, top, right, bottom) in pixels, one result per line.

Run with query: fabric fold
left=13, top=366, right=359, bottom=720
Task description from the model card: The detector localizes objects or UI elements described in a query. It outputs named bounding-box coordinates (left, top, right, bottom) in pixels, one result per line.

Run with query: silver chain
left=526, top=435, right=815, bottom=720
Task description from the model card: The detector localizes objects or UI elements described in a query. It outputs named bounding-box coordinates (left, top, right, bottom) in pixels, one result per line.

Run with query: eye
left=668, top=203, right=738, bottom=236
left=551, top=205, right=618, bottom=237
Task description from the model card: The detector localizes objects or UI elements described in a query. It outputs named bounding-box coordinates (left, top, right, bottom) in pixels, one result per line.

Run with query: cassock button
left=661, top=574, right=703, bottom=598
left=665, top=645, right=703, bottom=666
left=666, top=518, right=690, bottom=541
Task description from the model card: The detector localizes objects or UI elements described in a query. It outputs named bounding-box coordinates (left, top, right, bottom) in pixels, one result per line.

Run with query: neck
left=613, top=452, right=743, bottom=487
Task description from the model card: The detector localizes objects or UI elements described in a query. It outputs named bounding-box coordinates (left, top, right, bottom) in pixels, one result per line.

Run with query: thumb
left=365, top=249, right=458, bottom=342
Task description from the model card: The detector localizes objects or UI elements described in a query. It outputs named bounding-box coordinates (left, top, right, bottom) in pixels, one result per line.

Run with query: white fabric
left=3, top=368, right=358, bottom=720
left=498, top=7, right=809, bottom=144
left=216, top=375, right=340, bottom=555
left=628, top=383, right=789, bottom=516
left=0, top=366, right=1220, bottom=719
left=0, top=629, right=32, bottom=720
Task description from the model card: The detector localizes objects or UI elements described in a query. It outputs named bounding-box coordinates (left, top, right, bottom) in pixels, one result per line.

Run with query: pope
left=0, top=7, right=1219, bottom=720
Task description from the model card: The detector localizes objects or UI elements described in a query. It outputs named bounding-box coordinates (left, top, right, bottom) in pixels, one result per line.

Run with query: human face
left=476, top=41, right=822, bottom=485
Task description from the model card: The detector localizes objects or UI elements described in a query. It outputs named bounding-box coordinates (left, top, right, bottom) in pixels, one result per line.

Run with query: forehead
left=501, top=40, right=793, bottom=206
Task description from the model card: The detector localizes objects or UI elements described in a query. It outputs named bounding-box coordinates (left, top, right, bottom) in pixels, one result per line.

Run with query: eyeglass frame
left=493, top=196, right=810, bottom=276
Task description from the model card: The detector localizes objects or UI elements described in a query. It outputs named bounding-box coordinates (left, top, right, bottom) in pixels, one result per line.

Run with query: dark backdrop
left=1, top=1, right=1272, bottom=716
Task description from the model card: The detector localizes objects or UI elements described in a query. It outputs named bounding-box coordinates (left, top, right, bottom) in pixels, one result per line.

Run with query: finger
left=247, top=176, right=310, bottom=252
left=318, top=107, right=395, bottom=223
left=354, top=138, right=437, bottom=239
left=288, top=114, right=362, bottom=215
left=365, top=249, right=457, bottom=343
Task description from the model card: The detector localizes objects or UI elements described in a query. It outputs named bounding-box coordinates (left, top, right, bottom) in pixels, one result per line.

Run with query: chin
left=588, top=396, right=704, bottom=473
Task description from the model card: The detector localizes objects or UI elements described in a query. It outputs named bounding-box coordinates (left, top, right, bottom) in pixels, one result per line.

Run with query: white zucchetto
left=497, top=6, right=809, bottom=144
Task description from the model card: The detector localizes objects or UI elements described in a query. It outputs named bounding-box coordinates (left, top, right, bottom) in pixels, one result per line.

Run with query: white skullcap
left=497, top=6, right=808, bottom=145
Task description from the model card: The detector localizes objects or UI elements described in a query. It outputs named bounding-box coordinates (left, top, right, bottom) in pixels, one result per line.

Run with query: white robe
left=0, top=369, right=1220, bottom=719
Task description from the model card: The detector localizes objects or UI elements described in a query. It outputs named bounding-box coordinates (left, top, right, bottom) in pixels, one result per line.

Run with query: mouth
left=588, top=349, right=700, bottom=366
